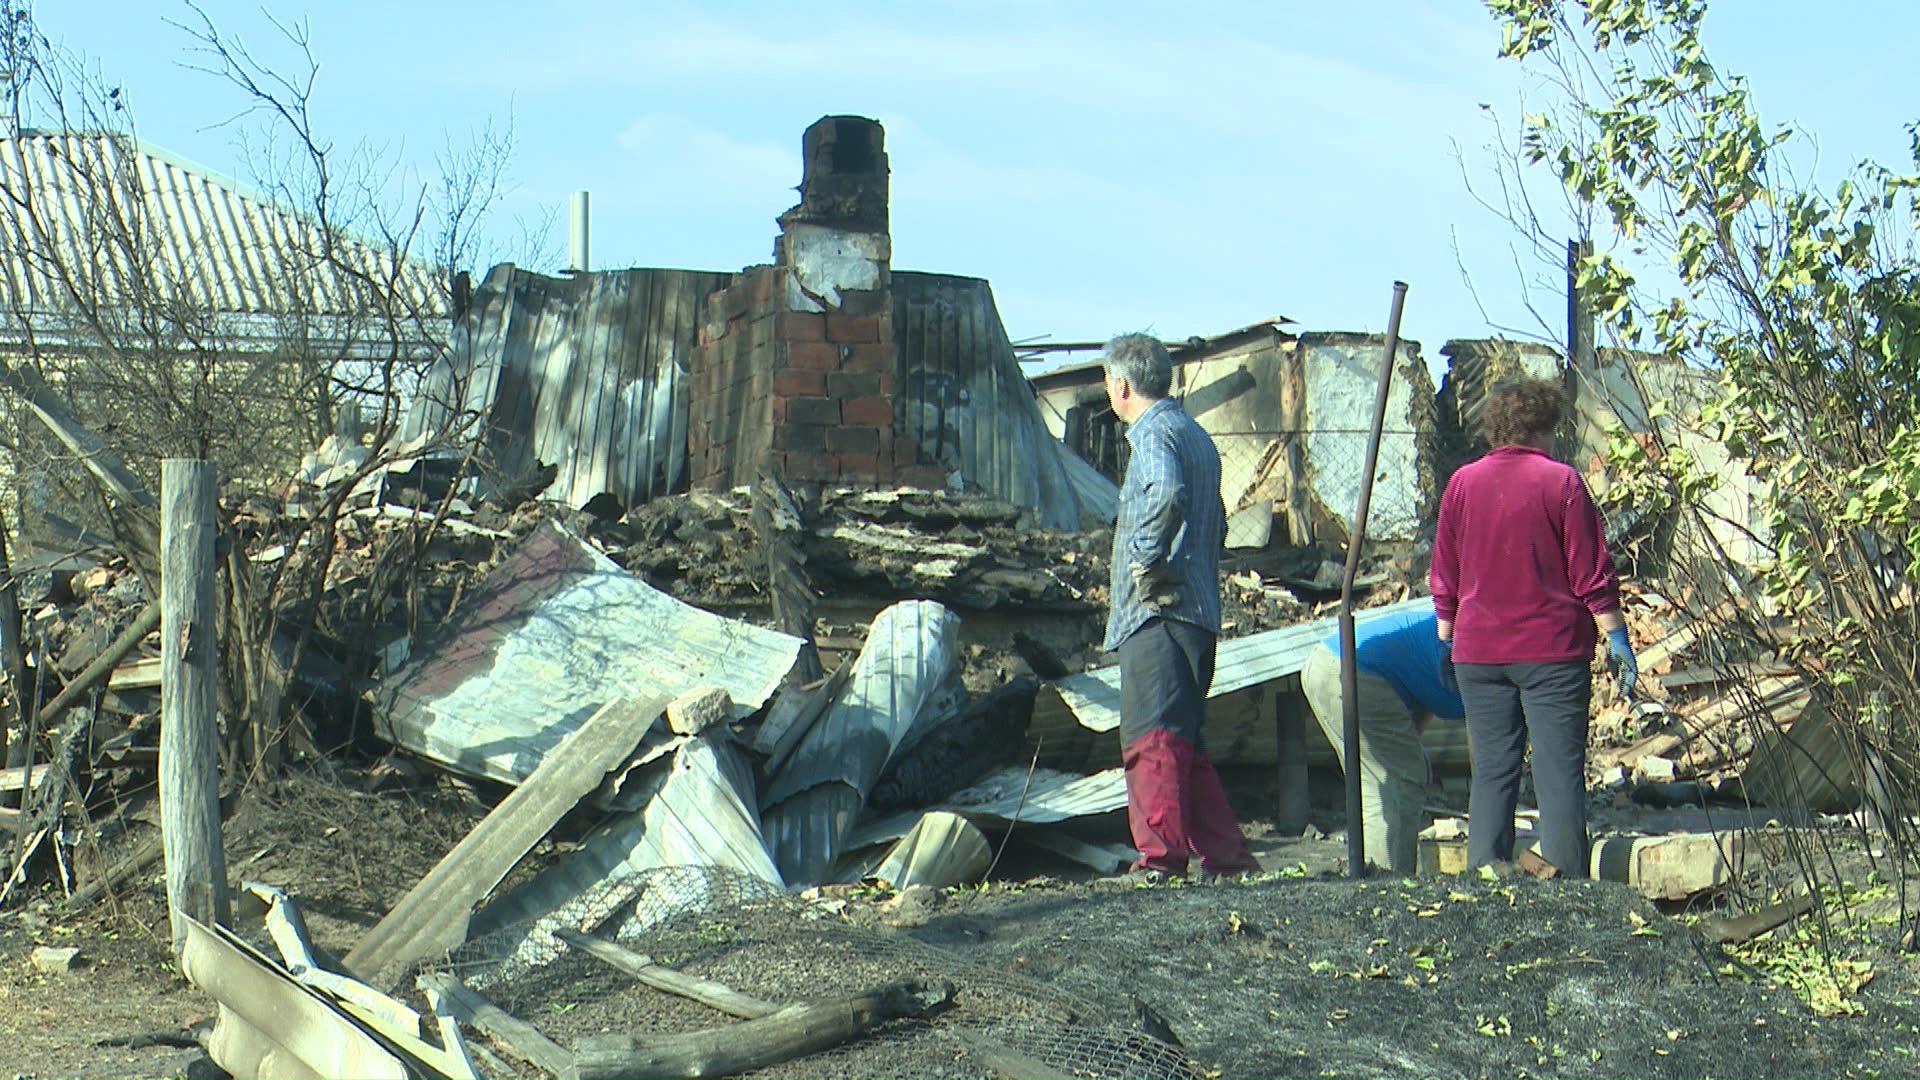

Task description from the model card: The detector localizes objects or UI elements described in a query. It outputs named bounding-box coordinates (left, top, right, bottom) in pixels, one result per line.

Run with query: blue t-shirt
left=1320, top=608, right=1465, bottom=720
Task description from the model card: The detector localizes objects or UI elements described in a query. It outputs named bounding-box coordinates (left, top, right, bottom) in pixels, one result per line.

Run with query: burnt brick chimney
left=690, top=116, right=936, bottom=491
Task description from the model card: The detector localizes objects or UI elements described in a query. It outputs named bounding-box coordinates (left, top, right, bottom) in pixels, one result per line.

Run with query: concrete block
left=1591, top=832, right=1743, bottom=900
left=32, top=946, right=79, bottom=974
left=666, top=685, right=733, bottom=736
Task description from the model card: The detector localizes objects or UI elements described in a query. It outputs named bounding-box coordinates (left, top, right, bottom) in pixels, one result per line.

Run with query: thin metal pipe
left=1340, top=281, right=1408, bottom=878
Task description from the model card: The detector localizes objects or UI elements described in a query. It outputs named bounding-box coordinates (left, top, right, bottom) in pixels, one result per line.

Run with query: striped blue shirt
left=1103, top=397, right=1226, bottom=651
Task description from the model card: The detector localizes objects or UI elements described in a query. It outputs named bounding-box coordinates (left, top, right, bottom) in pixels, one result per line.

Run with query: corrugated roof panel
left=893, top=271, right=1117, bottom=529
left=1040, top=596, right=1434, bottom=735
left=846, top=766, right=1130, bottom=849
left=467, top=736, right=783, bottom=959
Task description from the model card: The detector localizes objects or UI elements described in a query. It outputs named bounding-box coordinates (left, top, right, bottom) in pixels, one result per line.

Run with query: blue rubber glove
left=1438, top=638, right=1457, bottom=694
left=1606, top=625, right=1637, bottom=696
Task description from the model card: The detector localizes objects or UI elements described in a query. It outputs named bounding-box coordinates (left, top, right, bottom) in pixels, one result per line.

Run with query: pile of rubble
left=0, top=445, right=1428, bottom=904
left=1587, top=587, right=1845, bottom=815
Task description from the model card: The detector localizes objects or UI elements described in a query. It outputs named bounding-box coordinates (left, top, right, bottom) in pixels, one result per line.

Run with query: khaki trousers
left=1300, top=644, right=1429, bottom=873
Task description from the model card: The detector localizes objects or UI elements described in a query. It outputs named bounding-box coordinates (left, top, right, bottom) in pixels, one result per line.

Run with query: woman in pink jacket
left=1429, top=378, right=1636, bottom=877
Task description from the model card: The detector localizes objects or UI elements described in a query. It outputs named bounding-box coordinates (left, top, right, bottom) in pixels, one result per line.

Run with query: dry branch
left=554, top=927, right=777, bottom=1020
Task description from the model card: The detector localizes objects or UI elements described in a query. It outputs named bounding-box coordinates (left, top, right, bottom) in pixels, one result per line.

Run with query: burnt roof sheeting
left=893, top=272, right=1117, bottom=529
left=465, top=736, right=782, bottom=974
left=0, top=131, right=444, bottom=336
left=404, top=263, right=732, bottom=511
left=1438, top=339, right=1566, bottom=437
left=759, top=600, right=962, bottom=886
left=376, top=520, right=801, bottom=786
left=856, top=811, right=991, bottom=891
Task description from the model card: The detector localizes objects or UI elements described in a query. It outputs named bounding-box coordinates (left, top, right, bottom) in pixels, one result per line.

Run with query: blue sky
left=29, top=1, right=1920, bottom=365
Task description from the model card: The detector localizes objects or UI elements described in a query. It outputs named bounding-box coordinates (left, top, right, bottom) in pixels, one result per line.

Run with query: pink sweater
left=1429, top=446, right=1621, bottom=665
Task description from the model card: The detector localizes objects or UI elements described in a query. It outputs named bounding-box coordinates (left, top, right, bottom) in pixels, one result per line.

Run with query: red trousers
left=1123, top=726, right=1259, bottom=876
left=1116, top=618, right=1257, bottom=876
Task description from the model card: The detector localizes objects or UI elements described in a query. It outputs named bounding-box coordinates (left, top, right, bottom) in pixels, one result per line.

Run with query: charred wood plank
left=751, top=466, right=822, bottom=684
left=66, top=832, right=162, bottom=909
left=1701, top=890, right=1817, bottom=945
left=343, top=692, right=673, bottom=990
left=754, top=660, right=853, bottom=776
left=38, top=605, right=160, bottom=731
left=0, top=510, right=22, bottom=767
left=570, top=978, right=955, bottom=1079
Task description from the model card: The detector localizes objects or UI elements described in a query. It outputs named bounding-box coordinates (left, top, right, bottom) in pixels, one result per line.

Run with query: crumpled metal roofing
left=403, top=262, right=732, bottom=511
left=847, top=765, right=1129, bottom=850
left=0, top=130, right=445, bottom=335
left=376, top=520, right=802, bottom=785
left=759, top=599, right=962, bottom=885
left=466, top=734, right=783, bottom=962
left=894, top=271, right=1118, bottom=529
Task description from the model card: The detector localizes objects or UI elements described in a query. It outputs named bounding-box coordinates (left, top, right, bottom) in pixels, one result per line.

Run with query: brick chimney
left=690, top=116, right=934, bottom=491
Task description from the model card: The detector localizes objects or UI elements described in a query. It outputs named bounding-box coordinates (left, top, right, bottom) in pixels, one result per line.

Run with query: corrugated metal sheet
left=0, top=130, right=444, bottom=334
left=894, top=271, right=1117, bottom=529
left=404, top=262, right=732, bottom=511
left=759, top=599, right=962, bottom=886
left=1037, top=596, right=1435, bottom=736
left=376, top=520, right=802, bottom=785
left=857, top=811, right=992, bottom=891
left=467, top=735, right=783, bottom=960
left=847, top=766, right=1129, bottom=849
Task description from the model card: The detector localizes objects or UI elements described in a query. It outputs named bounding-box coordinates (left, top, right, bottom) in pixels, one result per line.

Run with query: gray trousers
left=1457, top=659, right=1591, bottom=877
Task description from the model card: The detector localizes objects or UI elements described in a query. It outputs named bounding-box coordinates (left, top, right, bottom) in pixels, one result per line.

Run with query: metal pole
left=569, top=191, right=591, bottom=273
left=1340, top=281, right=1409, bottom=878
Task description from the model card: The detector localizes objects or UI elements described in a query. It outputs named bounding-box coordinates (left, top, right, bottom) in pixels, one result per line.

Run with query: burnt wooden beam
left=37, top=605, right=160, bottom=729
left=751, top=465, right=822, bottom=684
left=1701, top=890, right=1817, bottom=945
left=570, top=978, right=955, bottom=1079
left=418, top=972, right=574, bottom=1080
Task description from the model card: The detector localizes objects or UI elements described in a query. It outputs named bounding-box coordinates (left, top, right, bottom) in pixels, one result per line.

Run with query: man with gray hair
left=1100, top=333, right=1260, bottom=882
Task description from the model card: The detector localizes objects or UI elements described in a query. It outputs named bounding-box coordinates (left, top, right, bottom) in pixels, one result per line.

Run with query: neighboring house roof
left=0, top=129, right=447, bottom=349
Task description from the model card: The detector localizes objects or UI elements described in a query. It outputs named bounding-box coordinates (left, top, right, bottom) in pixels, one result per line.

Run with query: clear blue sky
left=29, top=1, right=1920, bottom=363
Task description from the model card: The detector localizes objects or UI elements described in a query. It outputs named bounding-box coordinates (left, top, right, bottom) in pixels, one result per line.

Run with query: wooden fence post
left=161, top=459, right=228, bottom=955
